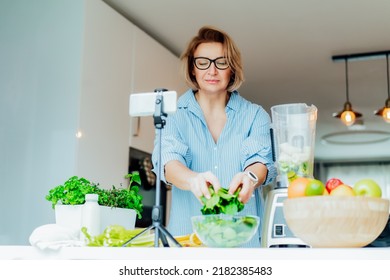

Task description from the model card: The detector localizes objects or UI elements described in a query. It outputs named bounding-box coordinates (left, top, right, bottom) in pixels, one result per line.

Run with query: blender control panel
left=262, top=188, right=310, bottom=248
left=271, top=194, right=295, bottom=238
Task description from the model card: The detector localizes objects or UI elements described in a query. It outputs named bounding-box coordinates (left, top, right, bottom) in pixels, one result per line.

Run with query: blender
left=261, top=103, right=317, bottom=247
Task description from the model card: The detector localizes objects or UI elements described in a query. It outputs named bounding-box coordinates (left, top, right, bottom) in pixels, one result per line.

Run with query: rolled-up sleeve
left=241, top=109, right=277, bottom=185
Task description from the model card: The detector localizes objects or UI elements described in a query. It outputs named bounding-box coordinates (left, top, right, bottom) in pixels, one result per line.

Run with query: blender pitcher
left=271, top=103, right=317, bottom=188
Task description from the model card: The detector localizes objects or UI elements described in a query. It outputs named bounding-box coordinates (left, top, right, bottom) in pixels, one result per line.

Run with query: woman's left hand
left=228, top=172, right=256, bottom=204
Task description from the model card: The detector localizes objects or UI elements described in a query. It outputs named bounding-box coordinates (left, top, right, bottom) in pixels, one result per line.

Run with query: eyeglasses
left=193, top=56, right=229, bottom=70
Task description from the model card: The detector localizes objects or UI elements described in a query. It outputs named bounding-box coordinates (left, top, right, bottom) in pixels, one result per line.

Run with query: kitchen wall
left=0, top=0, right=184, bottom=245
left=0, top=0, right=84, bottom=245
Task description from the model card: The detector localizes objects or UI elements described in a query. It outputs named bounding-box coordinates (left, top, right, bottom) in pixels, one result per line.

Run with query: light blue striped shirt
left=152, top=89, right=276, bottom=247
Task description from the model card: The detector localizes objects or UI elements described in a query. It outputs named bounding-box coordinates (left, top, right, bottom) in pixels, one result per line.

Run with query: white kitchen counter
left=1, top=245, right=390, bottom=260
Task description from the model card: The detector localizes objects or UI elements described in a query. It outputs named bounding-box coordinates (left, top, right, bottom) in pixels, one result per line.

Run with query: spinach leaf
left=200, top=186, right=244, bottom=215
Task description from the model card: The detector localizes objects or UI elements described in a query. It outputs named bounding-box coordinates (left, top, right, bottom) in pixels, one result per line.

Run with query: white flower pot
left=100, top=206, right=136, bottom=230
left=55, top=204, right=137, bottom=233
left=55, top=204, right=83, bottom=231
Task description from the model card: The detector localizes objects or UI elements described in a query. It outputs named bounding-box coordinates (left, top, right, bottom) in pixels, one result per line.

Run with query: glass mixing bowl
left=191, top=214, right=260, bottom=247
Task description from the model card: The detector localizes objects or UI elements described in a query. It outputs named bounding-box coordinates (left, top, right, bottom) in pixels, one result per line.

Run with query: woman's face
left=193, top=42, right=232, bottom=94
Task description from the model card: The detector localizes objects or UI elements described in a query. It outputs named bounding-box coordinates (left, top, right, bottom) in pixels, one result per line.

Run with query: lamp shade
left=374, top=98, right=390, bottom=123
left=332, top=50, right=390, bottom=125
left=332, top=58, right=362, bottom=126
left=383, top=108, right=390, bottom=123
left=333, top=101, right=362, bottom=126
left=374, top=53, right=390, bottom=123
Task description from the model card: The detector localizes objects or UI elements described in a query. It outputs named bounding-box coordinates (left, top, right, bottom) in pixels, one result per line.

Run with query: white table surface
left=1, top=245, right=390, bottom=260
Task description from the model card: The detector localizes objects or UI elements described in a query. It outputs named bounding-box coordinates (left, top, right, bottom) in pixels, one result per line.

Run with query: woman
left=152, top=26, right=276, bottom=247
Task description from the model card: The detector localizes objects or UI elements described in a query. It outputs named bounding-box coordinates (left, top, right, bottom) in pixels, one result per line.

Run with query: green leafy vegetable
left=200, top=186, right=244, bottom=215
left=45, top=176, right=99, bottom=208
left=46, top=172, right=143, bottom=219
left=96, top=172, right=143, bottom=219
left=82, top=225, right=154, bottom=247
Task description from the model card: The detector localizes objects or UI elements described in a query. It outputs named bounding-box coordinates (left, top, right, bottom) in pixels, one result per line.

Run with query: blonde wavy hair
left=180, top=26, right=244, bottom=92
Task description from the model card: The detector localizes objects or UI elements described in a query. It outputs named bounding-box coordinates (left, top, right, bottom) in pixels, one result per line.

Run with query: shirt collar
left=178, top=89, right=241, bottom=112
left=226, top=90, right=241, bottom=112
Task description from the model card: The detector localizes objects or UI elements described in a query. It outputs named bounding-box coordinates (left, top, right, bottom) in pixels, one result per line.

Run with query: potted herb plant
left=46, top=171, right=143, bottom=232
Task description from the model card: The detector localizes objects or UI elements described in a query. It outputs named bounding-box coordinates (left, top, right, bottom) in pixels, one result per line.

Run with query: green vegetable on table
left=82, top=225, right=154, bottom=247
left=200, top=186, right=244, bottom=215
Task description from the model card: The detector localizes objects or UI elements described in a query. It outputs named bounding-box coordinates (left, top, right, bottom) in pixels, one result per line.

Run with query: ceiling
left=104, top=0, right=390, bottom=161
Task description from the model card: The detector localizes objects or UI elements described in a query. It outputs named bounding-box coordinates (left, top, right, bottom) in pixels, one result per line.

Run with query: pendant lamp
left=333, top=58, right=362, bottom=126
left=374, top=54, right=390, bottom=123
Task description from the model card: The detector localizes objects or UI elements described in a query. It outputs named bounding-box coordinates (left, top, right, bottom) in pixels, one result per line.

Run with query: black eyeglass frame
left=193, top=56, right=229, bottom=70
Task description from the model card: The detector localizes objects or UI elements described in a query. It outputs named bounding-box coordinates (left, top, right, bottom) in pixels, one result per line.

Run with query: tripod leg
left=121, top=225, right=154, bottom=247
left=157, top=227, right=170, bottom=247
left=157, top=225, right=181, bottom=247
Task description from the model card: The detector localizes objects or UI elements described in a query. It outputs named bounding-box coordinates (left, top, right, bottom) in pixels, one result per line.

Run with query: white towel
left=29, top=224, right=84, bottom=250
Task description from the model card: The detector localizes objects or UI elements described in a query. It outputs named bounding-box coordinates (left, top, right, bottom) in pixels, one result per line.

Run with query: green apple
left=353, top=179, right=382, bottom=198
left=305, top=179, right=325, bottom=196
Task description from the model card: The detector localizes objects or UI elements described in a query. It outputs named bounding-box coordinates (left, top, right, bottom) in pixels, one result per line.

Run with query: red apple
left=325, top=178, right=344, bottom=193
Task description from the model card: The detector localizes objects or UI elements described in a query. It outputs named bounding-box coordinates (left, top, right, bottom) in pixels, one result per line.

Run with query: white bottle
left=80, top=194, right=101, bottom=242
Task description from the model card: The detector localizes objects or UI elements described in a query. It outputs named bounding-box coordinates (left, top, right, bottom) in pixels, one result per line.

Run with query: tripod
left=122, top=89, right=181, bottom=247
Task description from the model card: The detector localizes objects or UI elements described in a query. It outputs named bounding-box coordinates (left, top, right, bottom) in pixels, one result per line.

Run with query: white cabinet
left=78, top=0, right=187, bottom=183
left=76, top=0, right=135, bottom=187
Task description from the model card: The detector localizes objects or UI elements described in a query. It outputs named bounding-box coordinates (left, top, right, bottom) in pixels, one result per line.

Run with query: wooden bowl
left=283, top=196, right=389, bottom=248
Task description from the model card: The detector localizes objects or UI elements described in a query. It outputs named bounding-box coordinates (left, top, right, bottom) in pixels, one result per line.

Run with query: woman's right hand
left=188, top=171, right=221, bottom=202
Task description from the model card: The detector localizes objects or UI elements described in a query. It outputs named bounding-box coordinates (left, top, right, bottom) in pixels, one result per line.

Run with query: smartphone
left=129, top=90, right=177, bottom=116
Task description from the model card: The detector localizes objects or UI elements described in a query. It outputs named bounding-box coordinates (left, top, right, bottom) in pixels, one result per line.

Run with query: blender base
left=260, top=187, right=309, bottom=248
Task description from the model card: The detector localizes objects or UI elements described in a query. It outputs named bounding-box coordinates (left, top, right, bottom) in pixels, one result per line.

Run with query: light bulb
left=340, top=110, right=356, bottom=126
left=76, top=130, right=83, bottom=138
left=382, top=107, right=390, bottom=123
